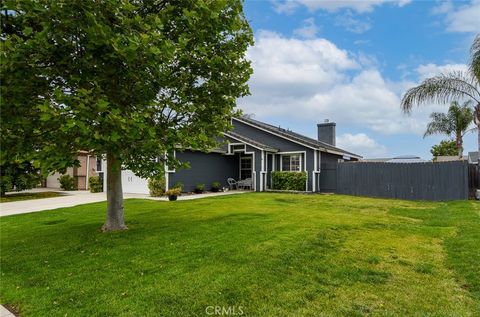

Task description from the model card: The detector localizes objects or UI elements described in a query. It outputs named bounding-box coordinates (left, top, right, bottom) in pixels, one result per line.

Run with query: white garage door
left=121, top=170, right=149, bottom=194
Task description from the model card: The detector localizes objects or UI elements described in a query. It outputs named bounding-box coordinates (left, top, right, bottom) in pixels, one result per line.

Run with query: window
left=230, top=144, right=246, bottom=153
left=96, top=158, right=102, bottom=172
left=240, top=156, right=252, bottom=180
left=281, top=154, right=301, bottom=172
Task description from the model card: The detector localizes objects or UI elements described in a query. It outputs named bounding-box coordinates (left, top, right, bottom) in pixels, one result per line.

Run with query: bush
left=0, top=161, right=42, bottom=196
left=148, top=176, right=166, bottom=197
left=194, top=183, right=205, bottom=193
left=272, top=171, right=306, bottom=191
left=88, top=176, right=103, bottom=193
left=173, top=182, right=184, bottom=191
left=165, top=188, right=181, bottom=197
left=58, top=174, right=76, bottom=191
left=211, top=181, right=221, bottom=192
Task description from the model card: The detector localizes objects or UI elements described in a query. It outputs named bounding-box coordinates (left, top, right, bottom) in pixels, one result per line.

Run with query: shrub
left=173, top=182, right=184, bottom=191
left=211, top=181, right=221, bottom=192
left=58, top=174, right=76, bottom=191
left=88, top=176, right=103, bottom=193
left=165, top=188, right=181, bottom=197
left=148, top=176, right=166, bottom=197
left=194, top=183, right=205, bottom=193
left=0, top=161, right=42, bottom=195
left=272, top=171, right=306, bottom=191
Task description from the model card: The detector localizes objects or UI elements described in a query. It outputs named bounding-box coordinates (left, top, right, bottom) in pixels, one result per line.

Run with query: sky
left=238, top=0, right=479, bottom=159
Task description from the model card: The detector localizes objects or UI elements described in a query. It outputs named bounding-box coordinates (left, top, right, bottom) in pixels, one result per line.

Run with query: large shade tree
left=1, top=0, right=253, bottom=231
left=401, top=35, right=480, bottom=155
left=423, top=101, right=474, bottom=157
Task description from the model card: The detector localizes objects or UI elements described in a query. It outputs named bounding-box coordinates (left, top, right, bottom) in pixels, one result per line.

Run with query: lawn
left=0, top=193, right=479, bottom=316
left=0, top=191, right=62, bottom=203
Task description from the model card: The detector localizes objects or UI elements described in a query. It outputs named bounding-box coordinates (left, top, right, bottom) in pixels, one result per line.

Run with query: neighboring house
left=468, top=151, right=479, bottom=164
left=362, top=156, right=427, bottom=163
left=46, top=151, right=103, bottom=190
left=119, top=116, right=361, bottom=194
left=435, top=155, right=467, bottom=162
left=385, top=155, right=426, bottom=163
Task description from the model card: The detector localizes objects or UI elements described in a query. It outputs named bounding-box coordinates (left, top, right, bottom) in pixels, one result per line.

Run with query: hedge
left=88, top=176, right=103, bottom=193
left=271, top=171, right=307, bottom=191
left=58, top=174, right=76, bottom=191
left=148, top=176, right=166, bottom=197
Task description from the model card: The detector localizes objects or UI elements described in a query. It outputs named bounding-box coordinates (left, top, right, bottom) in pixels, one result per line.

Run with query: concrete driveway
left=0, top=189, right=246, bottom=217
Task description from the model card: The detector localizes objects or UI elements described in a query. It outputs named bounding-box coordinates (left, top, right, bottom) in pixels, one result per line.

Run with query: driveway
left=0, top=190, right=246, bottom=217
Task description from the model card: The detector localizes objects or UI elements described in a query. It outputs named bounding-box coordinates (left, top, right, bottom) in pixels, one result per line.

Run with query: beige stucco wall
left=45, top=154, right=98, bottom=190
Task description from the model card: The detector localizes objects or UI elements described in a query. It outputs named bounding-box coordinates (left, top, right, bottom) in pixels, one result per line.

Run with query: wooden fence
left=336, top=161, right=470, bottom=201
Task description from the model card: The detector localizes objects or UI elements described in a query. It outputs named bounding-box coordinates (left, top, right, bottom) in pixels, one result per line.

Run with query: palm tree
left=401, top=35, right=480, bottom=157
left=424, top=101, right=474, bottom=157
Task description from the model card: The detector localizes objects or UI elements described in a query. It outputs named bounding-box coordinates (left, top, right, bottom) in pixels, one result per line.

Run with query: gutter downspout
left=86, top=154, right=90, bottom=190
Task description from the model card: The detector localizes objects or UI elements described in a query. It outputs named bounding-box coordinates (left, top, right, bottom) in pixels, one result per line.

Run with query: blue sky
left=238, top=0, right=479, bottom=158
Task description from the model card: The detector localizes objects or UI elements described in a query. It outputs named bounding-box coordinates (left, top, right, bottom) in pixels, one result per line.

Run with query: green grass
left=0, top=191, right=62, bottom=203
left=1, top=193, right=479, bottom=316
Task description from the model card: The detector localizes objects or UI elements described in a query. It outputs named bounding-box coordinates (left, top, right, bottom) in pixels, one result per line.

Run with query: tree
left=401, top=35, right=480, bottom=156
left=430, top=140, right=458, bottom=159
left=2, top=0, right=253, bottom=231
left=0, top=161, right=42, bottom=196
left=423, top=101, right=474, bottom=157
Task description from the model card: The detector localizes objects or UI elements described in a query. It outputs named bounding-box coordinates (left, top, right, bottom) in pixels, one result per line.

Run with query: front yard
left=0, top=191, right=62, bottom=203
left=0, top=193, right=479, bottom=316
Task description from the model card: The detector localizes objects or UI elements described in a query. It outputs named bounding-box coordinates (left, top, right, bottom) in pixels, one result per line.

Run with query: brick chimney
left=317, top=119, right=336, bottom=146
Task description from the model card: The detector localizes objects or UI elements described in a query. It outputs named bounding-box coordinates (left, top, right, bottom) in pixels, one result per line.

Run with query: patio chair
left=227, top=178, right=238, bottom=190
left=240, top=178, right=252, bottom=190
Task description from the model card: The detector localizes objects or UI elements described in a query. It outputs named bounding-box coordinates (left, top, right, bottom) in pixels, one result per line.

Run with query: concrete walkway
left=0, top=190, right=246, bottom=217
left=0, top=305, right=15, bottom=317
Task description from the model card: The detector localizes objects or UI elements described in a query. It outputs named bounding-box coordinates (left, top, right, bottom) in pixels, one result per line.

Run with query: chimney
left=317, top=119, right=336, bottom=146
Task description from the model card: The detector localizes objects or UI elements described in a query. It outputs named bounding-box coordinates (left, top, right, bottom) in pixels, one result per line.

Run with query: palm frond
left=470, top=34, right=480, bottom=82
left=423, top=112, right=453, bottom=138
left=401, top=71, right=480, bottom=113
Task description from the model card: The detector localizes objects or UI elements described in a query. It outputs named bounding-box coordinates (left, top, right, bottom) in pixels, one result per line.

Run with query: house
left=435, top=155, right=467, bottom=162
left=45, top=151, right=103, bottom=190
left=385, top=155, right=426, bottom=163
left=468, top=151, right=479, bottom=164
left=120, top=116, right=361, bottom=194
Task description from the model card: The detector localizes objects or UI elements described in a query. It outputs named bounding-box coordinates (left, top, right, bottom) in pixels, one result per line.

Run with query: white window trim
left=165, top=150, right=176, bottom=173
left=228, top=142, right=246, bottom=154
left=280, top=153, right=303, bottom=172
left=239, top=155, right=253, bottom=180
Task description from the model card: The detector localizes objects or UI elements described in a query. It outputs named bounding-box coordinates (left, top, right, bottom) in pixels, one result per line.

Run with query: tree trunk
left=456, top=131, right=463, bottom=158
left=102, top=153, right=127, bottom=231
left=476, top=104, right=480, bottom=164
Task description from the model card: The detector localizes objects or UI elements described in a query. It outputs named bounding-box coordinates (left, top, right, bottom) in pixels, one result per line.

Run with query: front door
left=240, top=155, right=252, bottom=180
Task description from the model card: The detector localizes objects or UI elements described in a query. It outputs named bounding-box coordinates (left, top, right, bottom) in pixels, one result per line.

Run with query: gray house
left=153, top=116, right=360, bottom=193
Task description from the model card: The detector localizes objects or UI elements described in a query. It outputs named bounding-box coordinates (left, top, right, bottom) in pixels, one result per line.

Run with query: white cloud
left=432, top=0, right=480, bottom=33
left=293, top=18, right=320, bottom=39
left=272, top=0, right=411, bottom=14
left=335, top=12, right=372, bottom=33
left=416, top=63, right=468, bottom=80
left=337, top=133, right=388, bottom=157
left=240, top=31, right=459, bottom=137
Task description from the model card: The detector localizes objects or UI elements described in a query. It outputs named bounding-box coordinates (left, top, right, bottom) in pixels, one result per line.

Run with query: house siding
left=232, top=120, right=320, bottom=192
left=319, top=152, right=342, bottom=192
left=168, top=150, right=239, bottom=192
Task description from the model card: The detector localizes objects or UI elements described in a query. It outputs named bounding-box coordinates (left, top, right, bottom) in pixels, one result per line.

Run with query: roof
left=223, top=131, right=279, bottom=152
left=233, top=116, right=361, bottom=158
left=361, top=158, right=391, bottom=162
left=468, top=151, right=479, bottom=164
left=386, top=155, right=426, bottom=163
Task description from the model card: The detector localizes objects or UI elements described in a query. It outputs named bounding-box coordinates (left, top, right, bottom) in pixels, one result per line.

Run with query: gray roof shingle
left=234, top=116, right=361, bottom=158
